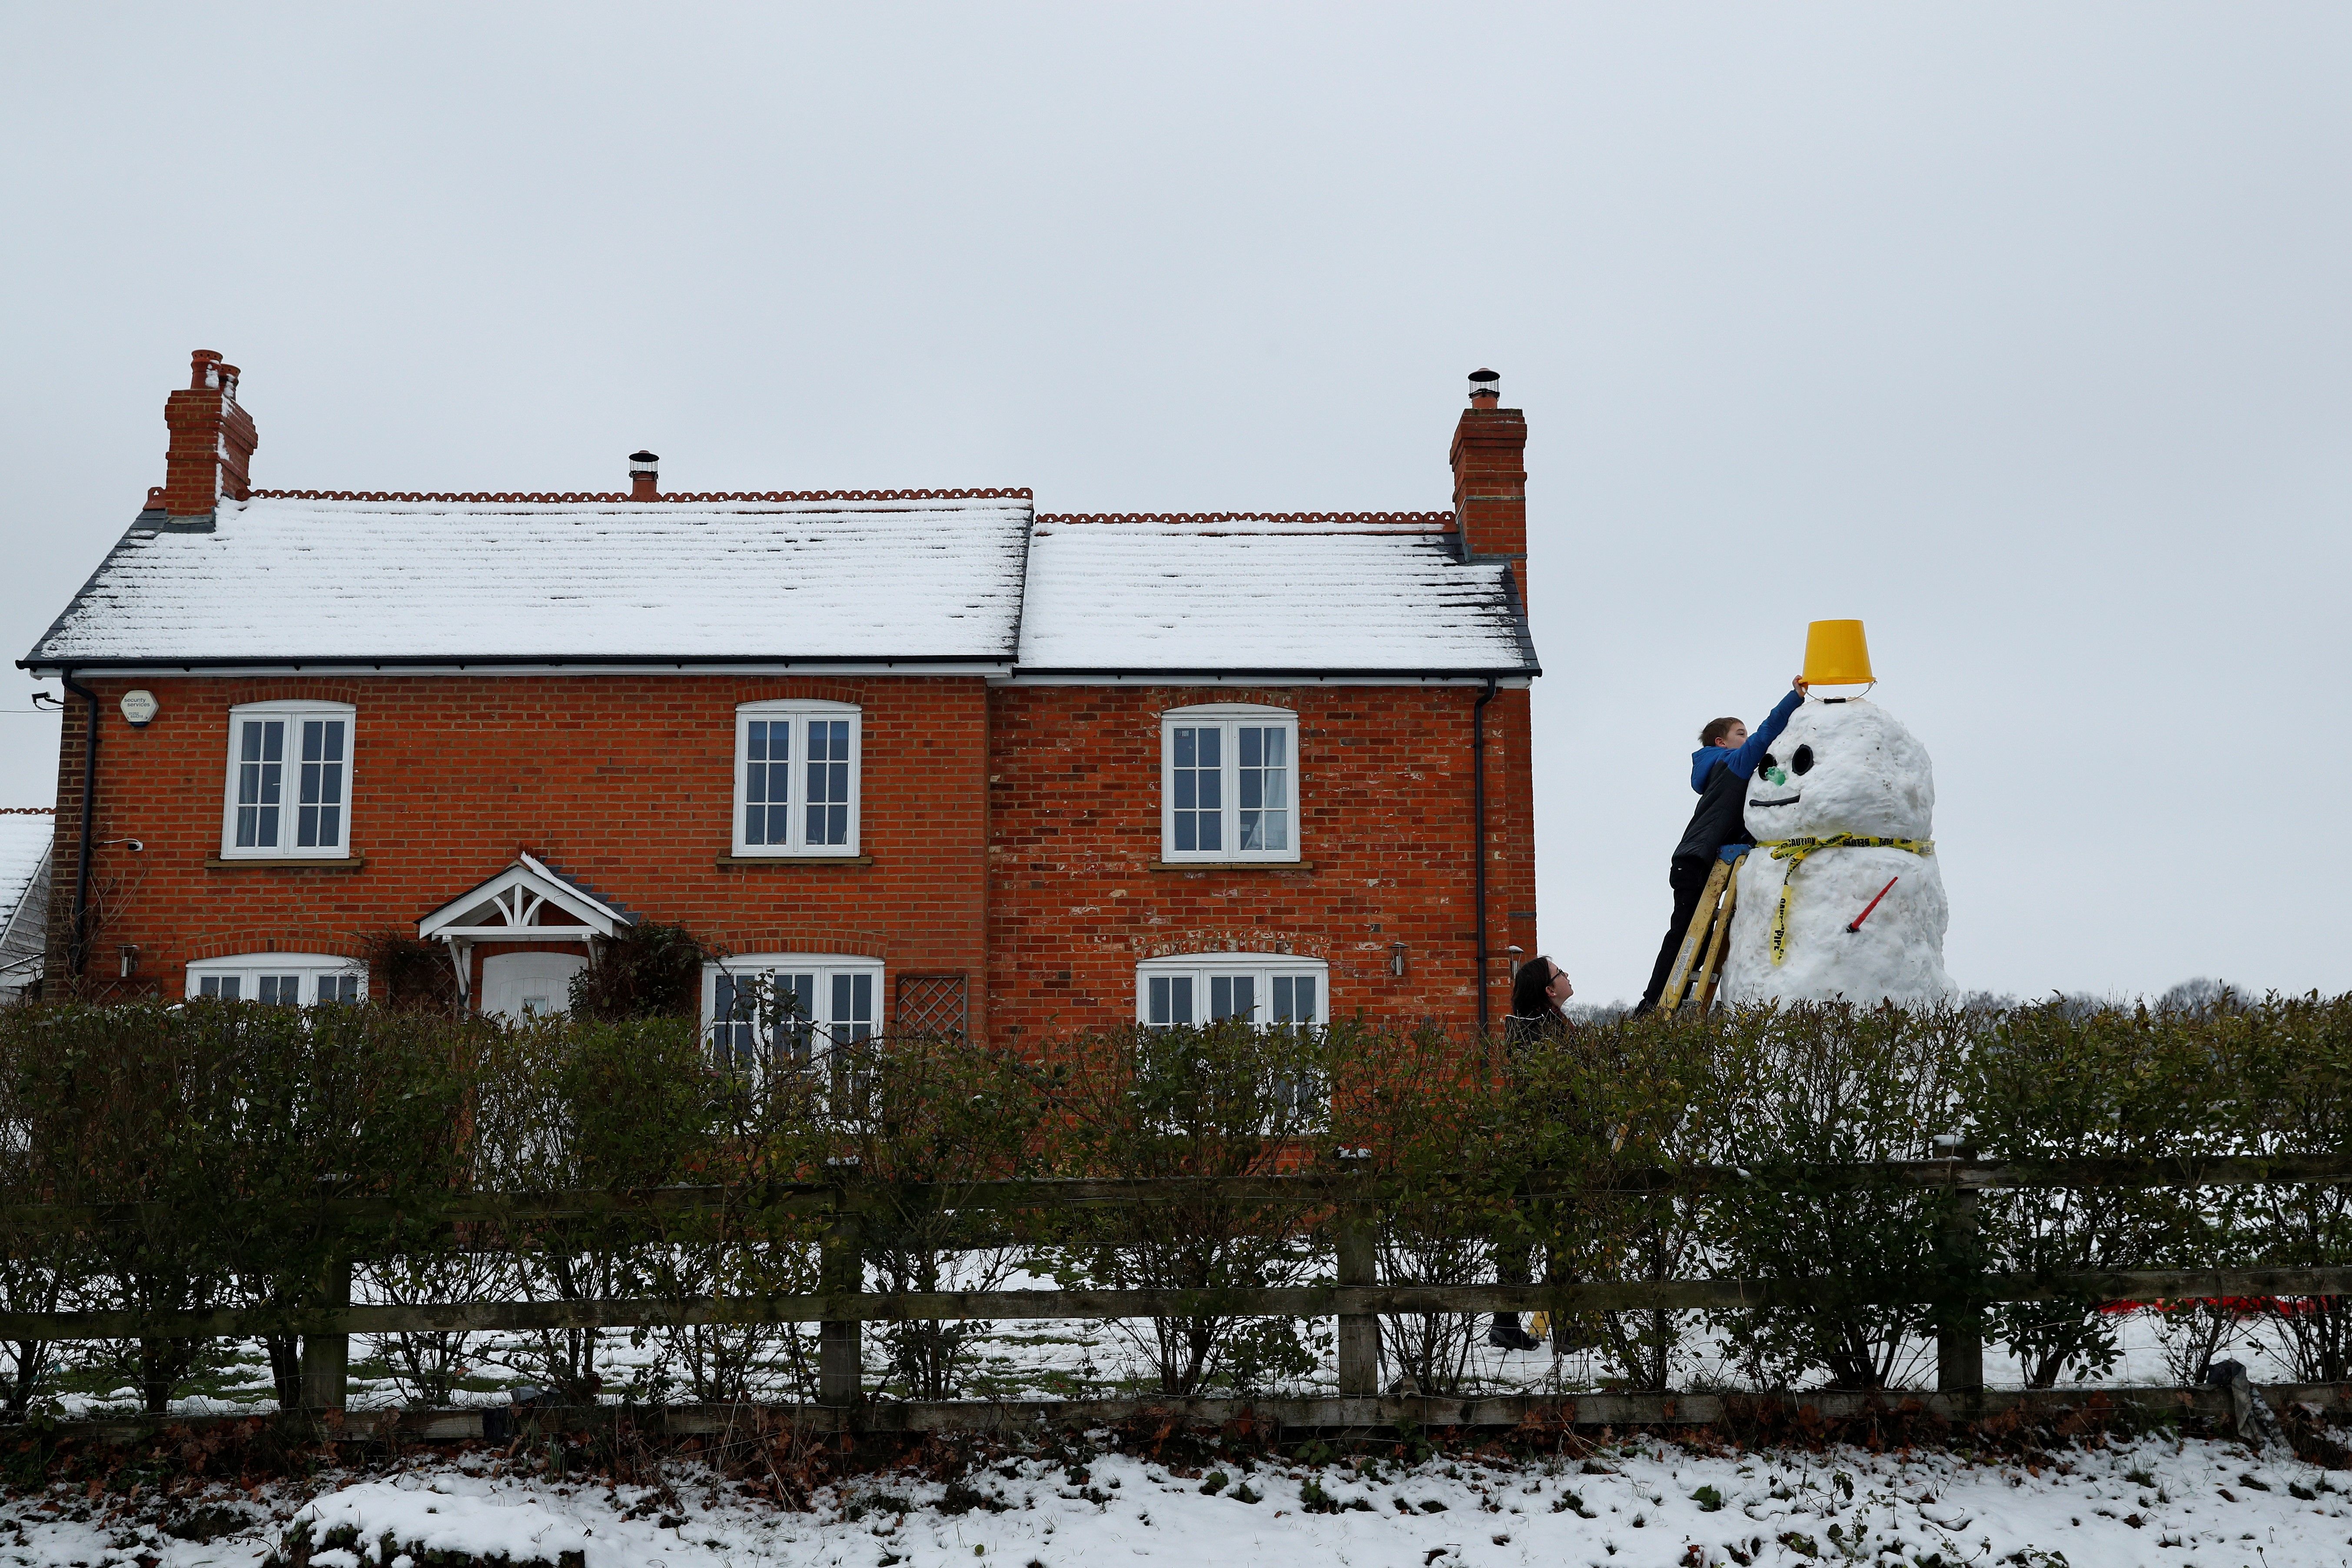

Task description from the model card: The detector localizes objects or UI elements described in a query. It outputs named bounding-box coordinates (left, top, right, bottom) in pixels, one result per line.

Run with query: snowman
left=1715, top=626, right=1954, bottom=1006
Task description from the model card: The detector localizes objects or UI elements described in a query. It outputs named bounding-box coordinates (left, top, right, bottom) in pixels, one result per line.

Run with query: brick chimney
left=156, top=350, right=257, bottom=518
left=1449, top=367, right=1528, bottom=606
left=629, top=450, right=659, bottom=501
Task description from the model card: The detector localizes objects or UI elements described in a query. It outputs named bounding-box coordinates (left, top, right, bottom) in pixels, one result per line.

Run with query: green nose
left=1765, top=767, right=1788, bottom=787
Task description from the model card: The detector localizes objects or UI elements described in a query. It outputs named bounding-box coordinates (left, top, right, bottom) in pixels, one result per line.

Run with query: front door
left=481, top=950, right=588, bottom=1023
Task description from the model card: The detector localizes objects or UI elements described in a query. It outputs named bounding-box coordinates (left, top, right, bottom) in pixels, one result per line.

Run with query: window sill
left=716, top=854, right=874, bottom=869
left=206, top=854, right=367, bottom=872
left=1150, top=860, right=1314, bottom=873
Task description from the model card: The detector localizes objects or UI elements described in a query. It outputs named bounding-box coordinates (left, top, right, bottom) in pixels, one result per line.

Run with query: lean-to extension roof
left=1015, top=513, right=1538, bottom=676
left=0, top=814, right=52, bottom=993
left=24, top=492, right=1033, bottom=669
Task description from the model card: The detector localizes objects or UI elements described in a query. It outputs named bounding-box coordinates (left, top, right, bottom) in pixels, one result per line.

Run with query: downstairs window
left=186, top=953, right=365, bottom=1005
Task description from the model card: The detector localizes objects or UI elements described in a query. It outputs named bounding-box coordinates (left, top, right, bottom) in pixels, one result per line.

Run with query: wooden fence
left=4, top=1153, right=2348, bottom=1414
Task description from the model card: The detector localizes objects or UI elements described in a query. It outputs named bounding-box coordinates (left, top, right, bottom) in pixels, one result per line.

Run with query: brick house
left=23, top=351, right=1539, bottom=1047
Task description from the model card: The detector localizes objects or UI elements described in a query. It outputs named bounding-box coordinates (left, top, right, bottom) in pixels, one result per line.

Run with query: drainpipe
left=59, top=671, right=99, bottom=979
left=1472, top=678, right=1497, bottom=1041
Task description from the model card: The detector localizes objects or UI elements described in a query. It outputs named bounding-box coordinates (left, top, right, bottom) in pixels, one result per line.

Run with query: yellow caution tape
left=1753, top=834, right=1934, bottom=966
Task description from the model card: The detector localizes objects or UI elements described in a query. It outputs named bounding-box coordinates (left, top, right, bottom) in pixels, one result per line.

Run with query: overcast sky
left=3, top=5, right=2347, bottom=1003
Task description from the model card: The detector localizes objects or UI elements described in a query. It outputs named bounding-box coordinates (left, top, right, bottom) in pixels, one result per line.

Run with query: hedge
left=0, top=993, right=2340, bottom=1411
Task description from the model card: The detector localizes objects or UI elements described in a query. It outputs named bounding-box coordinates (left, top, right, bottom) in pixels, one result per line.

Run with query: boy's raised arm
left=1724, top=678, right=1809, bottom=779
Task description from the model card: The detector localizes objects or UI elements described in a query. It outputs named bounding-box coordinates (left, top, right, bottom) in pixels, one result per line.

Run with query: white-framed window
left=1136, top=952, right=1328, bottom=1030
left=1160, top=704, right=1299, bottom=862
left=733, top=701, right=861, bottom=857
left=1135, top=951, right=1329, bottom=1124
left=186, top=953, right=365, bottom=1005
left=219, top=701, right=354, bottom=859
left=702, top=954, right=884, bottom=1069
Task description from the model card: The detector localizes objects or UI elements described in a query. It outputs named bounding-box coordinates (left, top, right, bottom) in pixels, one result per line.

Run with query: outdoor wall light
left=1389, top=942, right=1407, bottom=978
left=119, top=946, right=138, bottom=979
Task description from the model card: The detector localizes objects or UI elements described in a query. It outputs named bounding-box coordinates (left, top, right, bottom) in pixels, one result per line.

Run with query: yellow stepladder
left=1658, top=850, right=1746, bottom=1015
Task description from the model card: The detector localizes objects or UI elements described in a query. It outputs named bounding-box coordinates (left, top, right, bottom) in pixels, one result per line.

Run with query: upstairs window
left=186, top=953, right=365, bottom=1005
left=704, top=955, right=884, bottom=1070
left=1160, top=705, right=1299, bottom=862
left=1136, top=953, right=1328, bottom=1030
left=220, top=702, right=354, bottom=859
left=734, top=701, right=861, bottom=856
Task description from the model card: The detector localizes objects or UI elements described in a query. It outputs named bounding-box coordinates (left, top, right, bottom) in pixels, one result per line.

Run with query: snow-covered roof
left=0, top=815, right=53, bottom=985
left=25, top=494, right=1033, bottom=668
left=1014, top=515, right=1538, bottom=675
left=23, top=496, right=1540, bottom=678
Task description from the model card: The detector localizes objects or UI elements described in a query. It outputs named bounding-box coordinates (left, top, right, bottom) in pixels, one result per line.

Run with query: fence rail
left=31, top=1382, right=2352, bottom=1448
left=6, top=1157, right=2348, bottom=1412
left=4, top=1153, right=2349, bottom=1233
left=8, top=1267, right=2352, bottom=1344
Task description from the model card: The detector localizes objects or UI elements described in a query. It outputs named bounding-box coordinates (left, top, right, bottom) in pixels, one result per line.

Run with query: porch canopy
left=417, top=851, right=634, bottom=999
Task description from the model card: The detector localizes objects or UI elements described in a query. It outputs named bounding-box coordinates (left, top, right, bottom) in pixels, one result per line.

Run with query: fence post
left=1335, top=1149, right=1379, bottom=1399
left=820, top=1159, right=863, bottom=1406
left=299, top=1252, right=351, bottom=1412
left=1933, top=1139, right=1983, bottom=1399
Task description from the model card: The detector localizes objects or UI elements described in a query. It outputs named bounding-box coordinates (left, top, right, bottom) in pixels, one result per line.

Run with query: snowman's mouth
left=1752, top=794, right=1802, bottom=808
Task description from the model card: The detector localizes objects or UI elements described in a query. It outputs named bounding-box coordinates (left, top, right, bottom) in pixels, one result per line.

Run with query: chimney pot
left=629, top=450, right=660, bottom=502
left=1468, top=367, right=1501, bottom=408
left=160, top=349, right=257, bottom=515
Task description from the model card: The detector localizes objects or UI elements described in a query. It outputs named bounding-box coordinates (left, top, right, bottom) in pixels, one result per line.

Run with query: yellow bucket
left=1802, top=619, right=1874, bottom=686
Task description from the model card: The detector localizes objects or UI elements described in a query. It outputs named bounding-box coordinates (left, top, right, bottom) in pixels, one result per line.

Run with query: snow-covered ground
left=46, top=1298, right=2308, bottom=1421
left=3, top=1432, right=2348, bottom=1568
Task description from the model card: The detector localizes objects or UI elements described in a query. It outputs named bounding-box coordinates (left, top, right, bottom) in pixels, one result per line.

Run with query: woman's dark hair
left=1510, top=955, right=1565, bottom=1021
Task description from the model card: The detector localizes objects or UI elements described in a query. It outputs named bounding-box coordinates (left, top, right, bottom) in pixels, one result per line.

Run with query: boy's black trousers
left=1635, top=854, right=1718, bottom=1014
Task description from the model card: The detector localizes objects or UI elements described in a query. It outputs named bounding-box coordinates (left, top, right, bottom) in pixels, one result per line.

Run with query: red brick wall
left=43, top=674, right=992, bottom=1027
left=984, top=684, right=1537, bottom=1042
left=44, top=674, right=1539, bottom=1045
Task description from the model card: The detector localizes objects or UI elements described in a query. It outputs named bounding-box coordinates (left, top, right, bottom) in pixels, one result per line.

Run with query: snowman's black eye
left=1761, top=753, right=1777, bottom=774
left=1791, top=745, right=1814, bottom=775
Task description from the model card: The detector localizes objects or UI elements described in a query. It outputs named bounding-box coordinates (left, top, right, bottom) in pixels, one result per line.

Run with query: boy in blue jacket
left=1633, top=677, right=1807, bottom=1014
